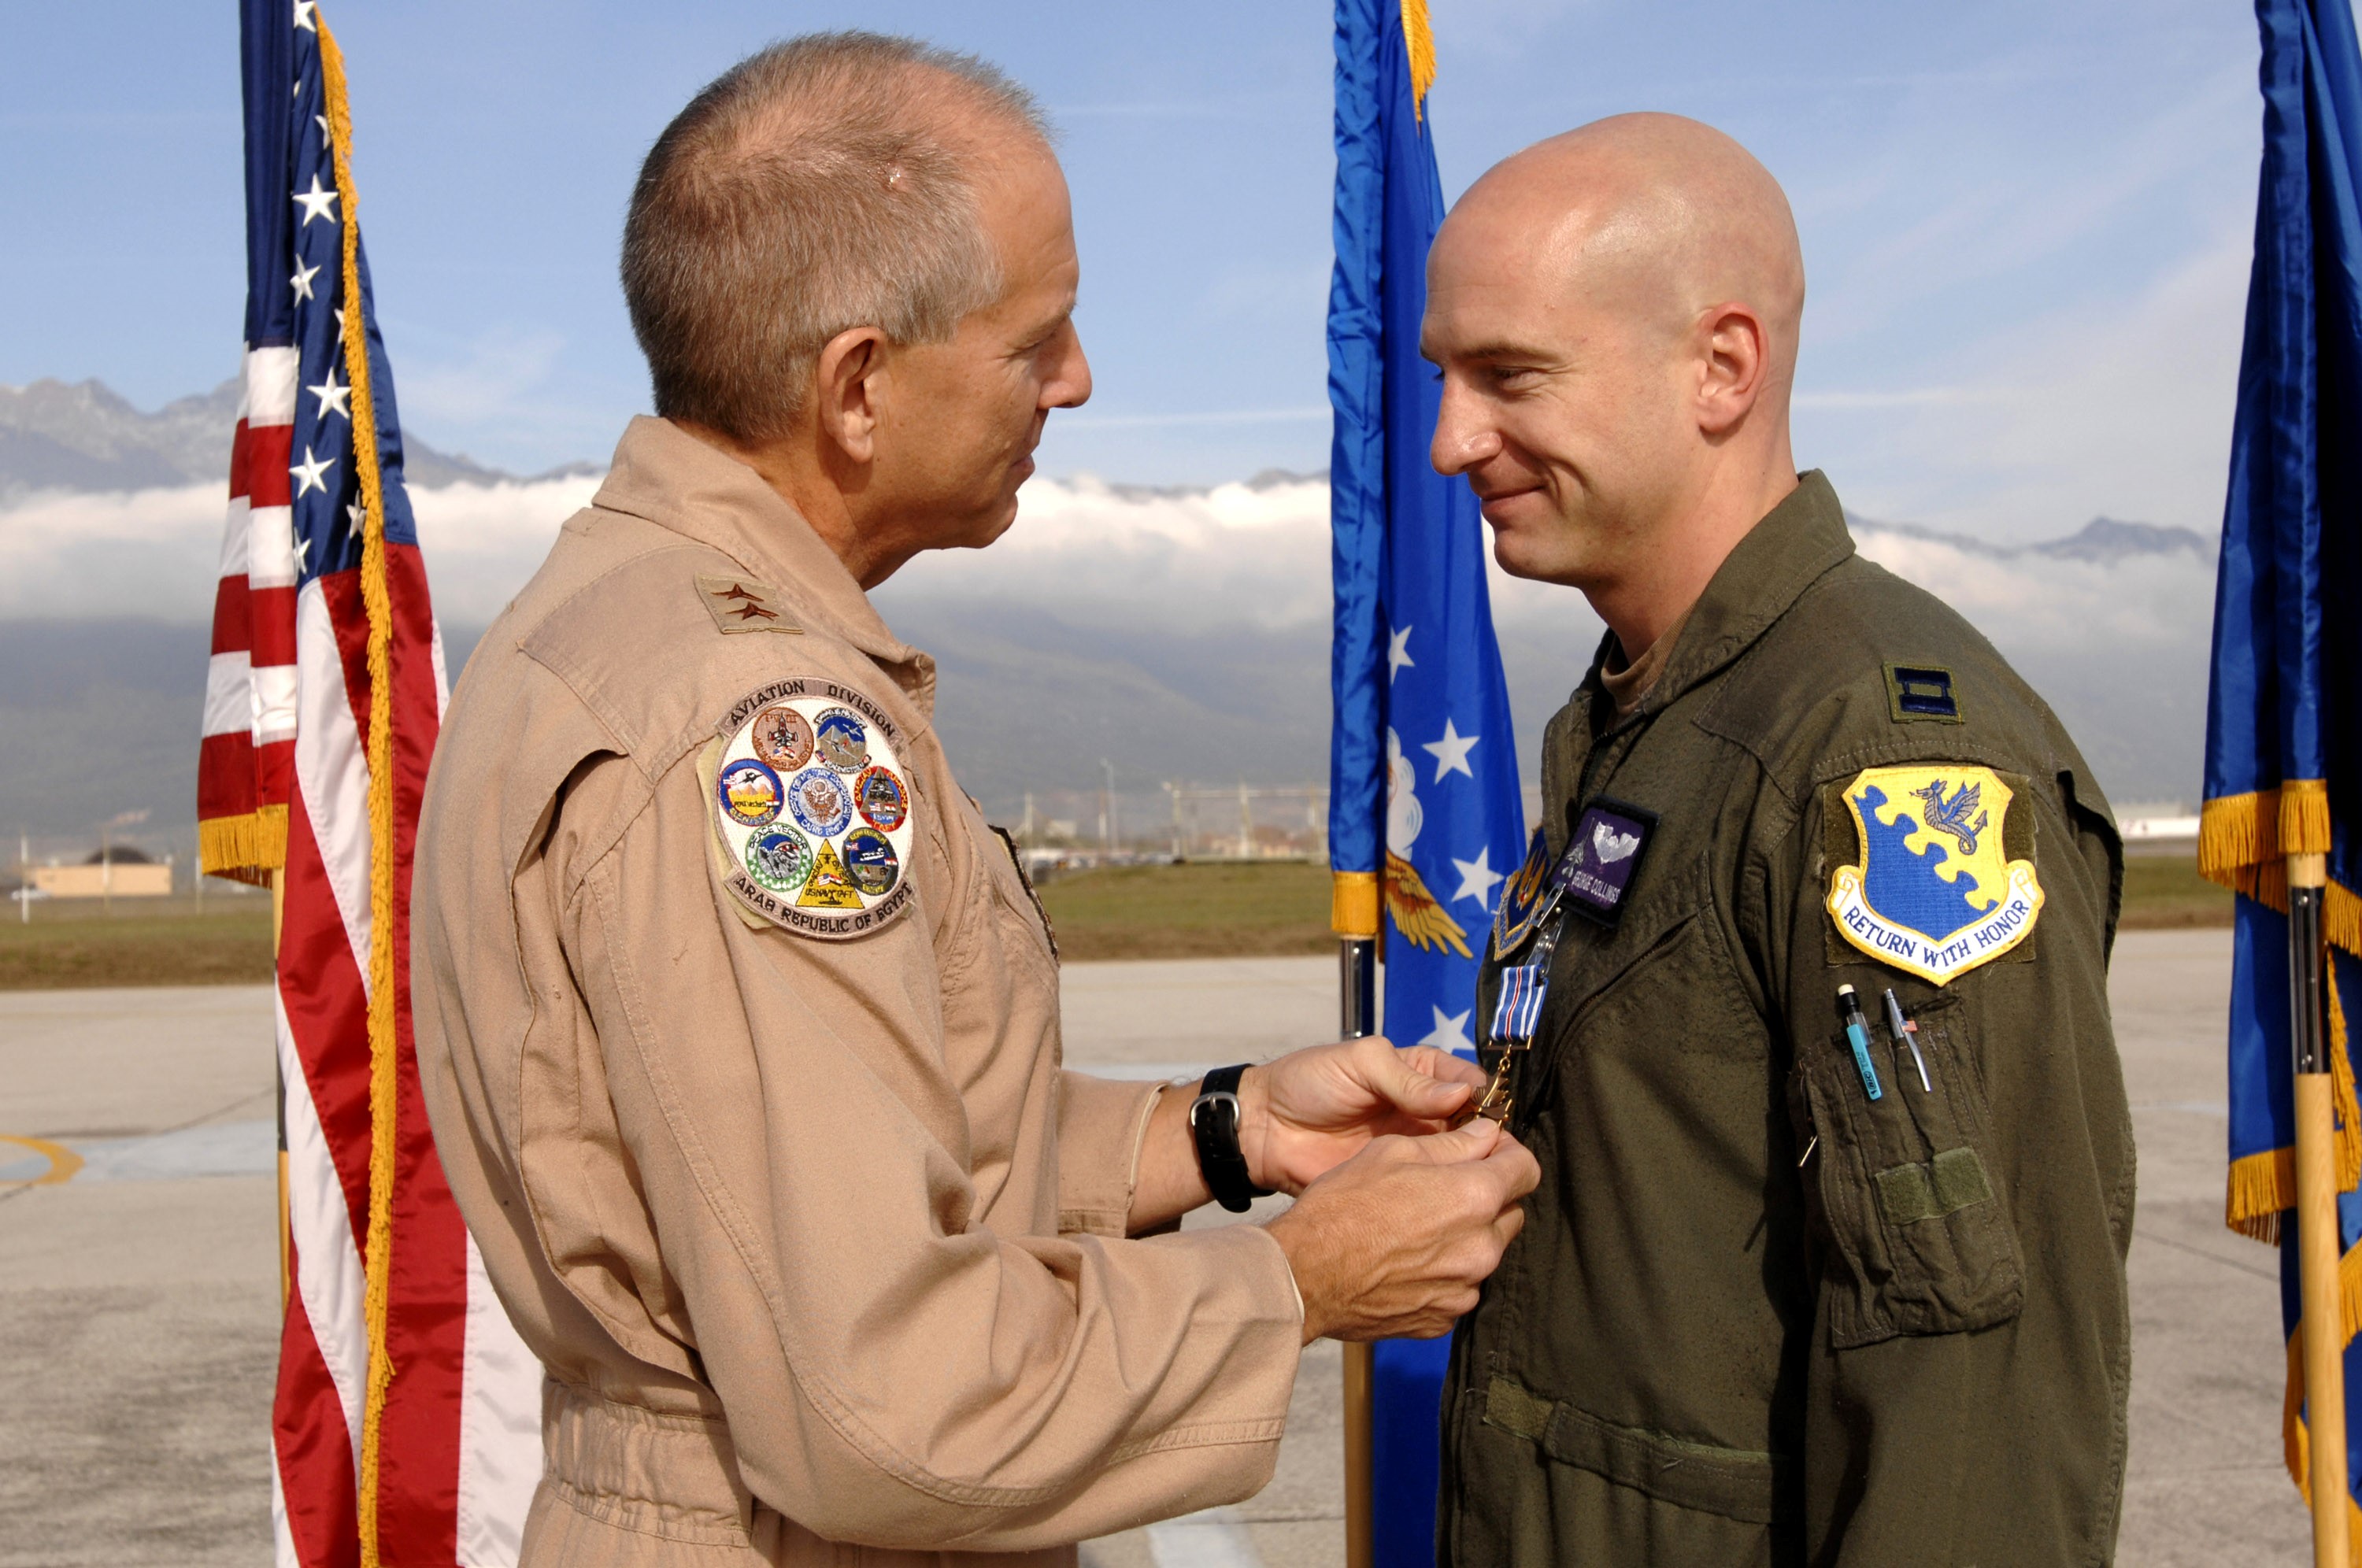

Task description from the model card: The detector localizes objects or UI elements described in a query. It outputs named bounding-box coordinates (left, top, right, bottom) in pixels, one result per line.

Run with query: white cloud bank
left=879, top=476, right=2220, bottom=693
left=0, top=468, right=2212, bottom=664
left=0, top=474, right=602, bottom=627
left=0, top=468, right=2217, bottom=798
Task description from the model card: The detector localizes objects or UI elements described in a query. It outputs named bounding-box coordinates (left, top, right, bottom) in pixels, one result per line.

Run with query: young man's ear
left=1695, top=302, right=1768, bottom=437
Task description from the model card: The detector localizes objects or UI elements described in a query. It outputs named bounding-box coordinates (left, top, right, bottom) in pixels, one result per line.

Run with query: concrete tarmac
left=0, top=933, right=2311, bottom=1566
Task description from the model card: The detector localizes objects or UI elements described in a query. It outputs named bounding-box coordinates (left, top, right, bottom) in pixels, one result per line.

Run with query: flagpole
left=1338, top=932, right=1379, bottom=1568
left=272, top=866, right=290, bottom=1310
left=2289, top=850, right=2349, bottom=1567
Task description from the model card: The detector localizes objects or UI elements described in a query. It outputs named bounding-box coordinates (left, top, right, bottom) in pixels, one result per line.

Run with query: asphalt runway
left=0, top=933, right=2305, bottom=1566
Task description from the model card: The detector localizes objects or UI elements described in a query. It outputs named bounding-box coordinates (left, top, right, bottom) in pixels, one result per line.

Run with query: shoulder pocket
left=1793, top=1003, right=2023, bottom=1348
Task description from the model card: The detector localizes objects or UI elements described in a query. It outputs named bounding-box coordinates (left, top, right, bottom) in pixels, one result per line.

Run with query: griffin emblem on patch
left=706, top=677, right=916, bottom=939
left=1825, top=764, right=2043, bottom=985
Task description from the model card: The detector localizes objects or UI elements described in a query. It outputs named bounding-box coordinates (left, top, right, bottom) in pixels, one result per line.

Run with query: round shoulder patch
left=750, top=704, right=814, bottom=771
left=709, top=679, right=919, bottom=939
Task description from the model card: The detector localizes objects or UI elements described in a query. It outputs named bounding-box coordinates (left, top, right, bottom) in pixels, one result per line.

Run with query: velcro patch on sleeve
left=1823, top=764, right=2042, bottom=985
left=1873, top=1147, right=1995, bottom=1226
left=705, top=677, right=915, bottom=940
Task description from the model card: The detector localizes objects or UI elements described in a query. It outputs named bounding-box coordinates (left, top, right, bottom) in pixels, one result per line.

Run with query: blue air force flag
left=2203, top=0, right=2362, bottom=1527
left=1326, top=2, right=1526, bottom=1564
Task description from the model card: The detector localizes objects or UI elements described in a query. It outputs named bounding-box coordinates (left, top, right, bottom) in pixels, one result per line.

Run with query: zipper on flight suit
left=1479, top=689, right=1663, bottom=1128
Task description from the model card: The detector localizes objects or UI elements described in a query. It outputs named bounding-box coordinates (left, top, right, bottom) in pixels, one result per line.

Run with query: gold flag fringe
left=319, top=20, right=402, bottom=1568
left=2205, top=782, right=2362, bottom=1240
left=1399, top=0, right=1436, bottom=118
left=2228, top=973, right=2362, bottom=1242
left=198, top=805, right=287, bottom=886
left=1331, top=870, right=1381, bottom=939
left=2201, top=782, right=2335, bottom=882
left=2214, top=860, right=2362, bottom=956
left=2283, top=1327, right=2362, bottom=1537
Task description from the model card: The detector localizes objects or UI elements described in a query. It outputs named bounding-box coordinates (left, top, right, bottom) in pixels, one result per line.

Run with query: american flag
left=198, top=4, right=542, bottom=1564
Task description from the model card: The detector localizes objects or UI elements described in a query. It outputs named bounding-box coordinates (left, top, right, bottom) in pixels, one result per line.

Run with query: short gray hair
left=622, top=32, right=1050, bottom=442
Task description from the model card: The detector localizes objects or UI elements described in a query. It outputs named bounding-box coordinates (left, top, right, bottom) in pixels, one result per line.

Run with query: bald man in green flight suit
left=1420, top=113, right=2134, bottom=1566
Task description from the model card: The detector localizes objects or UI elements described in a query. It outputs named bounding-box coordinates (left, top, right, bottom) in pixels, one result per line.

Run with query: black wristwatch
left=1189, top=1063, right=1272, bottom=1214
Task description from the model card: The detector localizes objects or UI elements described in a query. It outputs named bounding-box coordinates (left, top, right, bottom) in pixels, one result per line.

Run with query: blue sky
left=2, top=1, right=2264, bottom=540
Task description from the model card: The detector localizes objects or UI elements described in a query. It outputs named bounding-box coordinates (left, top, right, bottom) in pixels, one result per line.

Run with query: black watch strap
left=1189, top=1063, right=1271, bottom=1213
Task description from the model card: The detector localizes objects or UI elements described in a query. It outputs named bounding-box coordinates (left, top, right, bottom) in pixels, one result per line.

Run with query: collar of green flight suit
left=1603, top=468, right=1857, bottom=726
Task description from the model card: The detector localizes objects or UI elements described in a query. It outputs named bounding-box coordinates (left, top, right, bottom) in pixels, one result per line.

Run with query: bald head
left=1423, top=113, right=1808, bottom=652
left=1454, top=113, right=1803, bottom=394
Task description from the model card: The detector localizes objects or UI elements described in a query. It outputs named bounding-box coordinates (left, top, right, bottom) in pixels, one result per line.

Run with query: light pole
left=98, top=808, right=150, bottom=919
left=1099, top=759, right=1117, bottom=857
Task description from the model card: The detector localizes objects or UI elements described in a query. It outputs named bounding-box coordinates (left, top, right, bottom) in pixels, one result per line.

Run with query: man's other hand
left=1265, top=1117, right=1539, bottom=1343
left=1240, top=1037, right=1486, bottom=1196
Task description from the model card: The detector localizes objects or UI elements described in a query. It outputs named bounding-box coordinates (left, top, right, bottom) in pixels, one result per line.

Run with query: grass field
left=0, top=896, right=276, bottom=990
left=0, top=852, right=2233, bottom=989
left=2116, top=852, right=2235, bottom=930
left=1038, top=860, right=1335, bottom=961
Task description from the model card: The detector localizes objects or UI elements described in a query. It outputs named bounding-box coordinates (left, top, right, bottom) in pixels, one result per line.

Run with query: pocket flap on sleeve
left=1799, top=1022, right=2023, bottom=1348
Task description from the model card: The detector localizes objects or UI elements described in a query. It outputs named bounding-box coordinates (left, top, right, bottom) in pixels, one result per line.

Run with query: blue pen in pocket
left=1837, top=984, right=1883, bottom=1100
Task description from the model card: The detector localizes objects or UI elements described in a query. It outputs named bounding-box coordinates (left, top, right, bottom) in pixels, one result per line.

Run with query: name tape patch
left=1554, top=797, right=1657, bottom=926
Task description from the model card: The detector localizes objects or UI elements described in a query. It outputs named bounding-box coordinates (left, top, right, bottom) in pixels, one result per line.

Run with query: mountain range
left=0, top=379, right=2219, bottom=851
left=0, top=376, right=597, bottom=501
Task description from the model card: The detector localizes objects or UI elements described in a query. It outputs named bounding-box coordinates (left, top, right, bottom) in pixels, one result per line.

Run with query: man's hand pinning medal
left=1135, top=1035, right=1538, bottom=1346
left=1268, top=1114, right=1538, bottom=1344
left=1243, top=1035, right=1493, bottom=1190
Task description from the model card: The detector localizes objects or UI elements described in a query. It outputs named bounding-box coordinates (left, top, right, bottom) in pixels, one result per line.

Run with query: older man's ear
left=811, top=327, right=887, bottom=467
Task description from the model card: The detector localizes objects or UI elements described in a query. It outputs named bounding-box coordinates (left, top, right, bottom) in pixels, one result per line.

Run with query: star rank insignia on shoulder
left=695, top=573, right=804, bottom=636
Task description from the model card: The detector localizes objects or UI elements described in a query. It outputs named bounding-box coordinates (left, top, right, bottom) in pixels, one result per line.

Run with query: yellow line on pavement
left=0, top=1133, right=83, bottom=1186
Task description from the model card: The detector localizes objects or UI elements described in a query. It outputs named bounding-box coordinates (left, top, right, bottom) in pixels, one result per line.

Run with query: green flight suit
left=1438, top=472, right=2134, bottom=1566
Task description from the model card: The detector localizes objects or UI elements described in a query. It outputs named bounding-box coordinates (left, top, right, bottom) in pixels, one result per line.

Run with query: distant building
left=2116, top=804, right=2201, bottom=849
left=31, top=849, right=172, bottom=899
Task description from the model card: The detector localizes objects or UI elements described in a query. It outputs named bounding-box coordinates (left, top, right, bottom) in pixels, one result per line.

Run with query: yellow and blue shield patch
left=1825, top=764, right=2044, bottom=985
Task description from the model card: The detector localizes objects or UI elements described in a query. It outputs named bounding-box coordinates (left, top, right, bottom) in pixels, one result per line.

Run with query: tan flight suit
left=412, top=417, right=1305, bottom=1568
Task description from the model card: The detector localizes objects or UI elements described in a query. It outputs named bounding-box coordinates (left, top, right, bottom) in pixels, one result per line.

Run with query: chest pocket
left=1791, top=996, right=2023, bottom=1348
left=1512, top=850, right=1764, bottom=1143
left=987, top=825, right=1058, bottom=964
left=962, top=810, right=1057, bottom=994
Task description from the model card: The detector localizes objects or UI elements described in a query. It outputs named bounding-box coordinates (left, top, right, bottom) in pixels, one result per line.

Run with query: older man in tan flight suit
left=412, top=31, right=1540, bottom=1568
